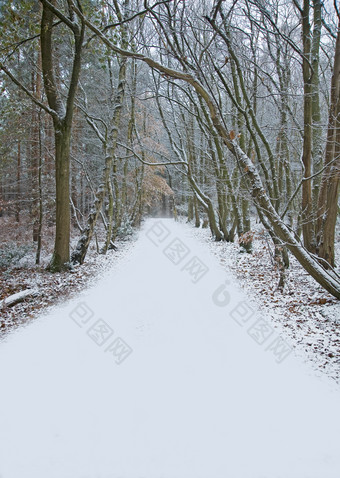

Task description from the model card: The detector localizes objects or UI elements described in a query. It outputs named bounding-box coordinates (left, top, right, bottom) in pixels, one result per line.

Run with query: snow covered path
left=0, top=219, right=340, bottom=478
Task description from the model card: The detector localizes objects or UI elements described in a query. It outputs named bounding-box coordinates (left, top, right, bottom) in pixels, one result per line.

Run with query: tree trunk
left=40, top=0, right=84, bottom=271
left=102, top=56, right=128, bottom=251
left=301, top=0, right=314, bottom=251
left=193, top=195, right=200, bottom=228
left=311, top=0, right=323, bottom=211
left=15, top=141, right=21, bottom=223
left=315, top=20, right=340, bottom=267
left=71, top=180, right=106, bottom=265
left=49, top=125, right=71, bottom=270
left=35, top=111, right=43, bottom=265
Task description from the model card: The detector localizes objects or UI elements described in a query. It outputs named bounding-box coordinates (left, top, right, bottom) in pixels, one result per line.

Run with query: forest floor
left=0, top=218, right=340, bottom=478
left=0, top=216, right=137, bottom=339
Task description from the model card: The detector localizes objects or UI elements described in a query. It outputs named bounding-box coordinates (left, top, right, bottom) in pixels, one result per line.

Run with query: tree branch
left=0, top=61, right=57, bottom=118
left=39, top=0, right=76, bottom=31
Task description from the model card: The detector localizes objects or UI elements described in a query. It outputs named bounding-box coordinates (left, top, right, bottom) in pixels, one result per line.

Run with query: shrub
left=116, top=217, right=134, bottom=240
left=0, top=243, right=33, bottom=269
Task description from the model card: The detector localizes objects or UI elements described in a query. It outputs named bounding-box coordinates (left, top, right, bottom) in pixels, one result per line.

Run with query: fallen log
left=0, top=289, right=39, bottom=308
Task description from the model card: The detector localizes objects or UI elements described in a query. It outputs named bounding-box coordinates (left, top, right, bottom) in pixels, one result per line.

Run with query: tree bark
left=40, top=0, right=84, bottom=271
left=301, top=0, right=314, bottom=251
left=315, top=19, right=340, bottom=267
left=15, top=141, right=21, bottom=223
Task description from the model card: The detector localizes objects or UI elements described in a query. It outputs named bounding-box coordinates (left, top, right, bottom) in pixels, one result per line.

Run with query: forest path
left=0, top=218, right=340, bottom=478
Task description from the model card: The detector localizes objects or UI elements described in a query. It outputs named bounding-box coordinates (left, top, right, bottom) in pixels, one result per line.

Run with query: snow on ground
left=0, top=236, right=136, bottom=338
left=0, top=218, right=340, bottom=478
left=190, top=222, right=340, bottom=383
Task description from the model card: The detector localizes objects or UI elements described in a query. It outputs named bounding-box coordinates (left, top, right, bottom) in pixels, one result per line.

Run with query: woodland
left=0, top=0, right=339, bottom=299
left=2, top=3, right=340, bottom=474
